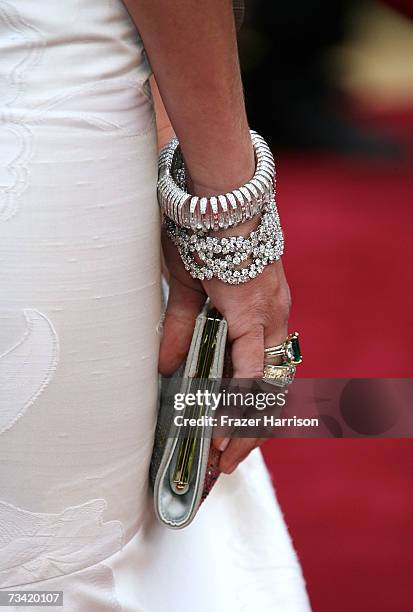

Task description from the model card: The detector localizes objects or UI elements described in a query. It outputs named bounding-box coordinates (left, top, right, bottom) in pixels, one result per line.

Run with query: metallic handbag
left=150, top=302, right=228, bottom=529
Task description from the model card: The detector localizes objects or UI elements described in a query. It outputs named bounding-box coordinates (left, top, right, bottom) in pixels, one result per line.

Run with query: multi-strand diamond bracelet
left=158, top=129, right=284, bottom=284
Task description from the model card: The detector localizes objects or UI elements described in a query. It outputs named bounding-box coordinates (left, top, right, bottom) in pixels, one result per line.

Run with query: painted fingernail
left=218, top=437, right=230, bottom=452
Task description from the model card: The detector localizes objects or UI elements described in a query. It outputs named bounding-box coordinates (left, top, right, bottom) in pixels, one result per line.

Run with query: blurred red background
left=262, top=105, right=413, bottom=612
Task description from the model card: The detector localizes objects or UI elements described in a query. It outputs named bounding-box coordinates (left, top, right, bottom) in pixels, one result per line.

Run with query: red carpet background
left=261, top=109, right=413, bottom=611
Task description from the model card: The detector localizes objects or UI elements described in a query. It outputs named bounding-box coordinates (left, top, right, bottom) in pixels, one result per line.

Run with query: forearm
left=150, top=75, right=175, bottom=151
left=123, top=0, right=254, bottom=194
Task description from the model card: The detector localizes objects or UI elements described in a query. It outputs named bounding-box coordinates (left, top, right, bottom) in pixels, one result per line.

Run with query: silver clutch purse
left=149, top=302, right=228, bottom=529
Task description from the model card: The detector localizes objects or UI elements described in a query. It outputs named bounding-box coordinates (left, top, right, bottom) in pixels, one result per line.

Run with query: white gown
left=0, top=1, right=311, bottom=610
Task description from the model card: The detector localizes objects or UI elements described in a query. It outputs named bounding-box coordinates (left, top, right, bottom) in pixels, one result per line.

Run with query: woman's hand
left=153, top=97, right=292, bottom=475
left=151, top=75, right=291, bottom=477
left=159, top=212, right=292, bottom=474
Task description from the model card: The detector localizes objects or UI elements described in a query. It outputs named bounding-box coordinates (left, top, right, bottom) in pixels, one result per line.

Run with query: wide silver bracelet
left=165, top=188, right=284, bottom=284
left=157, top=129, right=276, bottom=232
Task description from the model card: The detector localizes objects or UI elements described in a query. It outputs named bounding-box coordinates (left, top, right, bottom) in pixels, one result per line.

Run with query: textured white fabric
left=0, top=1, right=311, bottom=610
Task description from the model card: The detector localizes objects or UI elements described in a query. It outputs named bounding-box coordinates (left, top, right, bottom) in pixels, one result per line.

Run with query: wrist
left=158, top=128, right=275, bottom=233
left=185, top=150, right=260, bottom=237
left=184, top=136, right=255, bottom=197
left=159, top=128, right=283, bottom=285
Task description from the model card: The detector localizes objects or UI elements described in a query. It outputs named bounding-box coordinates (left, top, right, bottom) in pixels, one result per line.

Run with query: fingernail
left=218, top=437, right=230, bottom=452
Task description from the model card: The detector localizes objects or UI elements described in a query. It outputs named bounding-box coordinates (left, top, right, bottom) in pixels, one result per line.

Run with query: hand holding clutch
left=150, top=302, right=228, bottom=529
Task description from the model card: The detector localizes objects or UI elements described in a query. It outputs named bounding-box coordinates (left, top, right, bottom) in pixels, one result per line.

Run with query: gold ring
left=262, top=364, right=296, bottom=387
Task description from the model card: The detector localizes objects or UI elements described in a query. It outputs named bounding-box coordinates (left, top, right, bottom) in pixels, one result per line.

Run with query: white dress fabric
left=0, top=1, right=311, bottom=610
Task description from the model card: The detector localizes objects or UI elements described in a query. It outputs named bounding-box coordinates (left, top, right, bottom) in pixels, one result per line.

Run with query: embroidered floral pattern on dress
left=26, top=78, right=155, bottom=137
left=0, top=309, right=59, bottom=435
left=0, top=498, right=125, bottom=588
left=0, top=0, right=154, bottom=221
left=0, top=120, right=35, bottom=221
left=0, top=0, right=45, bottom=107
left=0, top=0, right=44, bottom=220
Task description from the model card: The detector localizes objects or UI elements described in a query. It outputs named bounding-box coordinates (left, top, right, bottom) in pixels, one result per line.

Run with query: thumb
left=158, top=278, right=205, bottom=375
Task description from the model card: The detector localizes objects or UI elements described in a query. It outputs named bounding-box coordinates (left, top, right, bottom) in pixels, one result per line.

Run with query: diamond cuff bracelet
left=157, top=129, right=276, bottom=232
left=165, top=191, right=284, bottom=284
